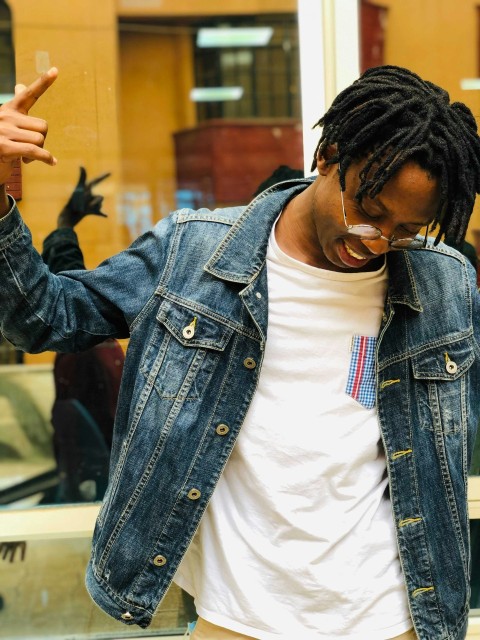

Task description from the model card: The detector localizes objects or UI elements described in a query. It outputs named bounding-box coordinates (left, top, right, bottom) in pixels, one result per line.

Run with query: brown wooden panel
left=6, top=158, right=22, bottom=201
left=174, top=118, right=303, bottom=208
left=360, top=1, right=388, bottom=73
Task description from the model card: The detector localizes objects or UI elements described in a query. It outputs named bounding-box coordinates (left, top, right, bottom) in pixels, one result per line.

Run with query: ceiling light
left=197, top=27, right=273, bottom=48
left=460, top=78, right=480, bottom=90
left=190, top=87, right=244, bottom=102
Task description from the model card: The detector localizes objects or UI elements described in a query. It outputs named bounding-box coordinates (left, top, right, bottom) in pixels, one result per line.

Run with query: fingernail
left=51, top=157, right=58, bottom=165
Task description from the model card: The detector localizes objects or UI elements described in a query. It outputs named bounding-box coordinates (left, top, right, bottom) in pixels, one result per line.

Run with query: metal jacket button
left=153, top=555, right=167, bottom=566
left=216, top=423, right=229, bottom=435
left=182, top=317, right=197, bottom=339
left=446, top=361, right=458, bottom=374
left=243, top=357, right=256, bottom=369
left=121, top=612, right=134, bottom=621
left=187, top=488, right=201, bottom=500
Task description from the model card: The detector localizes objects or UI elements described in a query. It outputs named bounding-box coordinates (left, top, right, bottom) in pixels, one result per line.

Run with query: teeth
left=344, top=242, right=366, bottom=260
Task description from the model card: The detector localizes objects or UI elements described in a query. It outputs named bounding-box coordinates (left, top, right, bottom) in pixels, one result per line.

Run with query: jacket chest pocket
left=140, top=299, right=234, bottom=401
left=411, top=338, right=474, bottom=434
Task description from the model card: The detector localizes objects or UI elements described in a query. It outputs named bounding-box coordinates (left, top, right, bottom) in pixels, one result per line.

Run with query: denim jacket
left=0, top=180, right=479, bottom=640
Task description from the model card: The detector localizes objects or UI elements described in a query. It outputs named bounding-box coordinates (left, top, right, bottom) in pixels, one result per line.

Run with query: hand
left=58, top=167, right=111, bottom=228
left=0, top=541, right=26, bottom=562
left=0, top=67, right=57, bottom=186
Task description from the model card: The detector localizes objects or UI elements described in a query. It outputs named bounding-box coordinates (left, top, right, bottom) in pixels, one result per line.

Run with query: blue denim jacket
left=0, top=180, right=479, bottom=639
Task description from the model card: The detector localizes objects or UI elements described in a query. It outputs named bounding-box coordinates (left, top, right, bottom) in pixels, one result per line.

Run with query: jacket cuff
left=0, top=197, right=26, bottom=250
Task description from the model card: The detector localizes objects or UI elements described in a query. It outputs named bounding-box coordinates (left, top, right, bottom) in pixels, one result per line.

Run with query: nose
left=360, top=236, right=391, bottom=255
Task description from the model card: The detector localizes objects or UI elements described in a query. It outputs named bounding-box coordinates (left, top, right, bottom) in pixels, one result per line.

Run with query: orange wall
left=116, top=1, right=296, bottom=224
left=118, top=30, right=196, bottom=226
left=8, top=0, right=123, bottom=264
left=116, top=0, right=297, bottom=18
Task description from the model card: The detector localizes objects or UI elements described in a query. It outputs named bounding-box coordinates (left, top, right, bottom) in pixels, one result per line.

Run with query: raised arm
left=0, top=67, right=174, bottom=356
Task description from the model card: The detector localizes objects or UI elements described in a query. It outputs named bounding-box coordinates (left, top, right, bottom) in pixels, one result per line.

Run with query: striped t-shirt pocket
left=345, top=335, right=377, bottom=409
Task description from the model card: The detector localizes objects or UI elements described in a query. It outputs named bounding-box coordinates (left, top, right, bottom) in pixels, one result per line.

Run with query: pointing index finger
left=9, top=67, right=58, bottom=114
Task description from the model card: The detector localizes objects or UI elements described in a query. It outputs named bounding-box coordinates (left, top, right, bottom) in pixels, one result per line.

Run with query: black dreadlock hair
left=311, top=65, right=480, bottom=245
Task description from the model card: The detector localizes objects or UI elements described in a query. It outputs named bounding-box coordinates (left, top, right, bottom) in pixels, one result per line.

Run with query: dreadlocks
left=311, top=65, right=480, bottom=245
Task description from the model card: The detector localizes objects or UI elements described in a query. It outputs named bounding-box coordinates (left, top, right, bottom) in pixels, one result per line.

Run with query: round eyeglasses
left=339, top=186, right=427, bottom=250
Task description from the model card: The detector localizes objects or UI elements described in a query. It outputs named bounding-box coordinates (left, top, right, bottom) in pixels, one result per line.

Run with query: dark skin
left=0, top=67, right=58, bottom=217
left=276, top=152, right=441, bottom=273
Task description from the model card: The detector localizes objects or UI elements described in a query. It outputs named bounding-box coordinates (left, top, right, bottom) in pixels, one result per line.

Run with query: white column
left=298, top=0, right=360, bottom=175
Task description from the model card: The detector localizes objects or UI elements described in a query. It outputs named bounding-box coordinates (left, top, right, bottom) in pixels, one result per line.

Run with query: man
left=0, top=65, right=479, bottom=639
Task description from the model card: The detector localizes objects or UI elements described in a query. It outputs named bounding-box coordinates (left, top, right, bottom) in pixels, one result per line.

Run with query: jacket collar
left=386, top=251, right=423, bottom=312
left=205, top=179, right=310, bottom=284
left=205, top=177, right=424, bottom=312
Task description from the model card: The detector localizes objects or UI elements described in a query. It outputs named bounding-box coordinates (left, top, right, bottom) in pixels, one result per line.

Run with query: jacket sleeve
left=0, top=201, right=175, bottom=354
left=42, top=227, right=86, bottom=273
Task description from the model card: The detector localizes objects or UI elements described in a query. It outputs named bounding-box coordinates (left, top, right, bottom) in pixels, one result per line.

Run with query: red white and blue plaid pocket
left=346, top=335, right=377, bottom=409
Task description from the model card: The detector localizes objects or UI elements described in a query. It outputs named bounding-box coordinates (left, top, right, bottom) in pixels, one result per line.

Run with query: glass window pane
left=0, top=536, right=192, bottom=637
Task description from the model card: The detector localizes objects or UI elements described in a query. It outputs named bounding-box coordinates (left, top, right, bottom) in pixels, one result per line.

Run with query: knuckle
left=23, top=143, right=37, bottom=155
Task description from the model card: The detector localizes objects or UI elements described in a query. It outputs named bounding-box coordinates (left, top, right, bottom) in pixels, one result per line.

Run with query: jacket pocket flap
left=411, top=338, right=474, bottom=381
left=157, top=299, right=233, bottom=351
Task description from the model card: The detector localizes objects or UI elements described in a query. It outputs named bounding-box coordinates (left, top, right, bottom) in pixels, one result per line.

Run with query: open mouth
left=344, top=241, right=368, bottom=261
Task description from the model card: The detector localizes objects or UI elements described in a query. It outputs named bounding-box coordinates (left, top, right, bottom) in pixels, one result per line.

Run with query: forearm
left=42, top=227, right=86, bottom=273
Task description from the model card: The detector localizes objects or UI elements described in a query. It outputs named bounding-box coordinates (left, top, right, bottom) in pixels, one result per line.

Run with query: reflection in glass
left=194, top=15, right=299, bottom=121
left=0, top=345, right=124, bottom=508
left=0, top=366, right=55, bottom=509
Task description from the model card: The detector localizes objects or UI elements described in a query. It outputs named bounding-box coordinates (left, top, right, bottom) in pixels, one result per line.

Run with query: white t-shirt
left=174, top=227, right=412, bottom=639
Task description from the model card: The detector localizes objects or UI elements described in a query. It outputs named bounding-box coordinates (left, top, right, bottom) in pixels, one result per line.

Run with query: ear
left=315, top=144, right=337, bottom=176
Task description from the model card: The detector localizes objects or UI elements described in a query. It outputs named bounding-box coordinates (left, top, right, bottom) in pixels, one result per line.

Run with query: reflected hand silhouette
left=58, top=167, right=111, bottom=228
